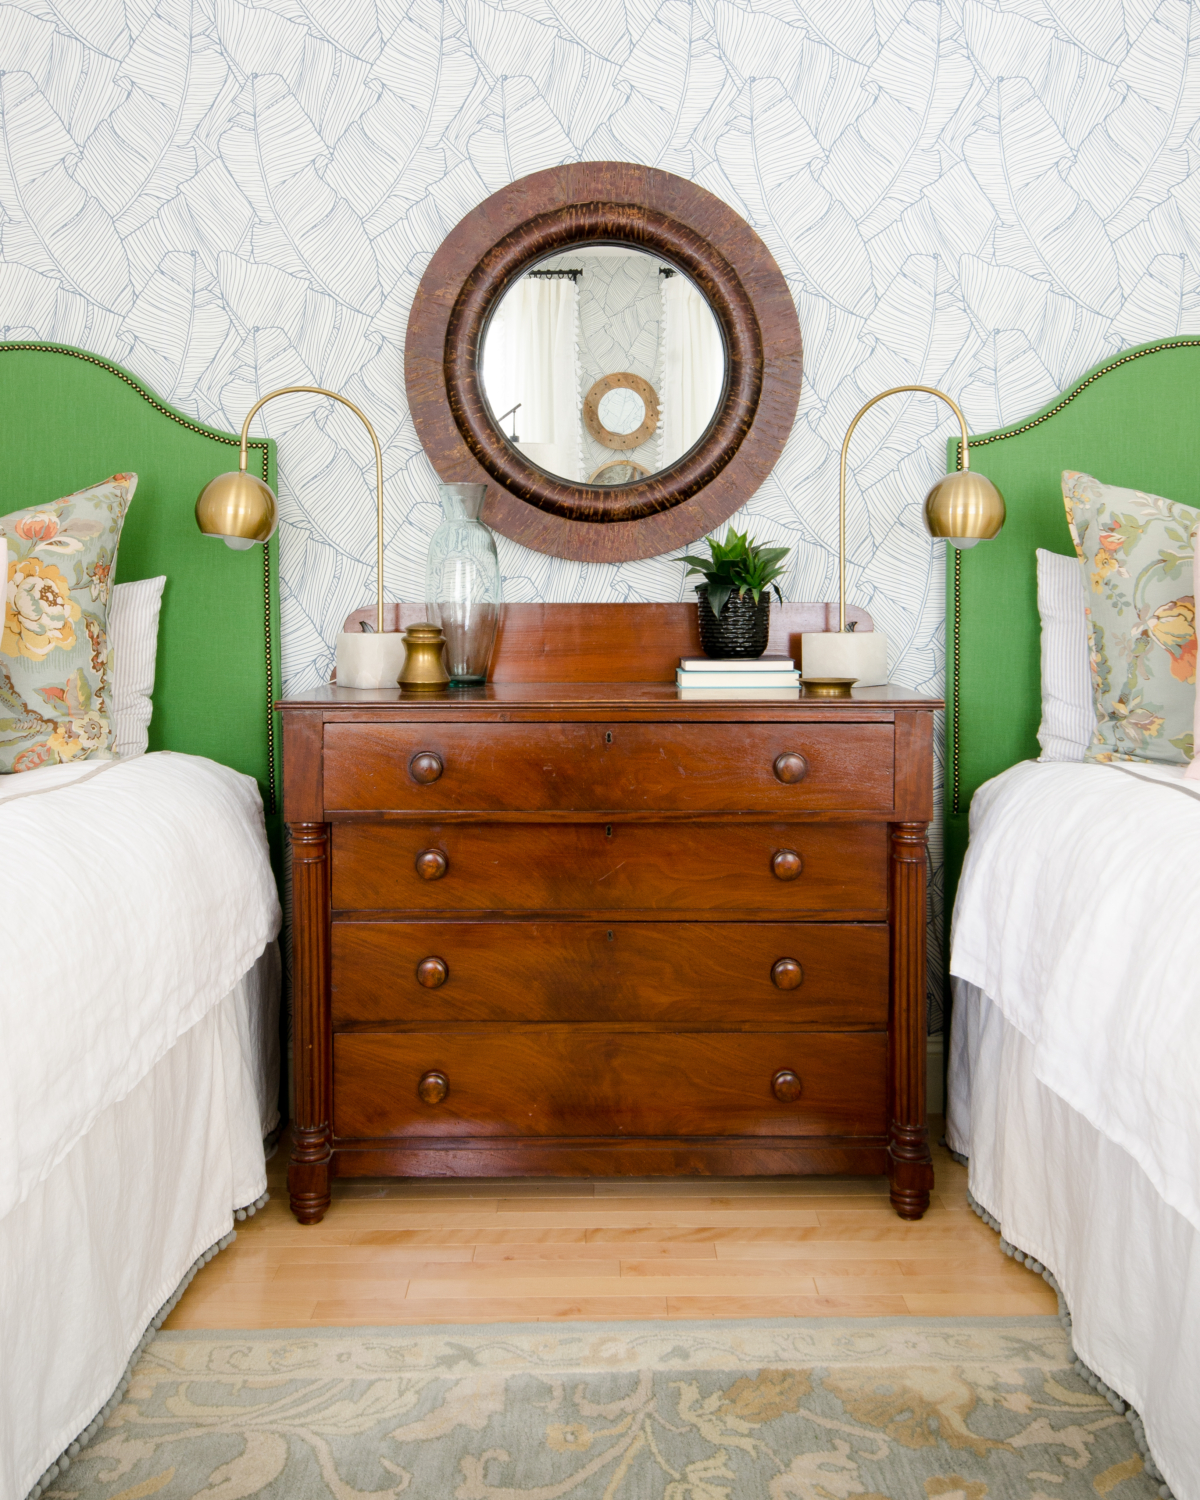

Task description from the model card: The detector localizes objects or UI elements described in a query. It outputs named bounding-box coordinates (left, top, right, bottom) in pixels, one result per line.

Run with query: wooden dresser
left=279, top=604, right=940, bottom=1223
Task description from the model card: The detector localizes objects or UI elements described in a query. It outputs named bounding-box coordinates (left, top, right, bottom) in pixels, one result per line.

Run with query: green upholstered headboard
left=945, top=337, right=1200, bottom=920
left=0, top=342, right=281, bottom=827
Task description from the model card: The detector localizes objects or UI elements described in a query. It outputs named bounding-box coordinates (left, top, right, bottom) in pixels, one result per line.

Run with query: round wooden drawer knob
left=416, top=956, right=448, bottom=988
left=409, top=751, right=444, bottom=784
left=415, top=848, right=448, bottom=880
left=772, top=1069, right=803, bottom=1103
left=773, top=752, right=808, bottom=784
left=771, top=958, right=803, bottom=989
left=772, top=849, right=803, bottom=881
left=418, top=1070, right=449, bottom=1105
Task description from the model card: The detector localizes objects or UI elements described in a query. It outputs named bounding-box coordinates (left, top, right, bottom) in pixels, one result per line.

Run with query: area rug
left=43, top=1318, right=1157, bottom=1500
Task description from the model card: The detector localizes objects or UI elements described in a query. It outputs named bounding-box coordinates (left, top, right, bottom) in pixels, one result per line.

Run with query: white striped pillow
left=1036, top=548, right=1094, bottom=762
left=108, top=576, right=165, bottom=759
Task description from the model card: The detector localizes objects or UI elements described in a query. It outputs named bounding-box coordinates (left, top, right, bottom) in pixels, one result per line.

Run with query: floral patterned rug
left=47, top=1318, right=1157, bottom=1500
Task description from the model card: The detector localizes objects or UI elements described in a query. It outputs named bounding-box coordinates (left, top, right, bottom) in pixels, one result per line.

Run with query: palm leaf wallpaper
left=4, top=0, right=1199, bottom=1025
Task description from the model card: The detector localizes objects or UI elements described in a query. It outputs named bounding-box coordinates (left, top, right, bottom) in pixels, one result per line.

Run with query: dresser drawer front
left=323, top=723, right=894, bottom=813
left=333, top=1028, right=887, bottom=1140
left=331, top=920, right=889, bottom=1028
left=332, top=821, right=889, bottom=914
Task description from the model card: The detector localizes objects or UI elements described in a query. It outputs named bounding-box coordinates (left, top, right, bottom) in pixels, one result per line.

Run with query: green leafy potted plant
left=680, top=528, right=791, bottom=658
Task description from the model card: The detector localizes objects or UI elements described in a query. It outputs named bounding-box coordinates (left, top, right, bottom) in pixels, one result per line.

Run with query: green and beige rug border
left=33, top=1313, right=1166, bottom=1500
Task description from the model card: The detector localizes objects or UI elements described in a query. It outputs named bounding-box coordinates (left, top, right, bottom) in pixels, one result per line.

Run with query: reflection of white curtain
left=660, top=275, right=724, bottom=468
left=481, top=278, right=582, bottom=481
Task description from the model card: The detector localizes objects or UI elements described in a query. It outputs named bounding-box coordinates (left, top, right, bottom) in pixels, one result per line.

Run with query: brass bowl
left=802, top=676, right=857, bottom=699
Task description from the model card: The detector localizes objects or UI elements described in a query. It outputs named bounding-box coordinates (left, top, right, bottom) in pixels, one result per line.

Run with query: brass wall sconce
left=196, top=385, right=406, bottom=688
left=802, top=384, right=1006, bottom=687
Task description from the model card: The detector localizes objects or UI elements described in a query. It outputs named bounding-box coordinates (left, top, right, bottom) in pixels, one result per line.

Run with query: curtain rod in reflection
left=526, top=269, right=582, bottom=281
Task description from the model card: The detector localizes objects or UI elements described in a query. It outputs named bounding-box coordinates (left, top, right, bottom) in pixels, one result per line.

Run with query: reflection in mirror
left=480, top=247, right=726, bottom=486
left=598, top=387, right=645, bottom=434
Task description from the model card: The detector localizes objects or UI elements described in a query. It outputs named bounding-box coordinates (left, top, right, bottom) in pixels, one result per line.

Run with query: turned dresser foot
left=887, top=1121, right=935, bottom=1219
left=288, top=1126, right=332, bottom=1224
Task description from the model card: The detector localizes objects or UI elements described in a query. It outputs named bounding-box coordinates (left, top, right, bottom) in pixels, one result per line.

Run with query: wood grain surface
left=332, top=1028, right=887, bottom=1141
left=330, top=920, right=889, bottom=1028
left=164, top=1130, right=1059, bottom=1329
left=331, top=821, right=889, bottom=915
left=323, top=722, right=895, bottom=814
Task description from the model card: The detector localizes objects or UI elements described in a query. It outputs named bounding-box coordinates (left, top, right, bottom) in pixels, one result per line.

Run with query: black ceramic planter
left=696, top=586, right=770, bottom=658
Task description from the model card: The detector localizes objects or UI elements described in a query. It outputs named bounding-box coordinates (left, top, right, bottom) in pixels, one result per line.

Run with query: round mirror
left=479, top=247, right=724, bottom=486
left=406, top=163, right=803, bottom=563
left=598, top=388, right=645, bottom=435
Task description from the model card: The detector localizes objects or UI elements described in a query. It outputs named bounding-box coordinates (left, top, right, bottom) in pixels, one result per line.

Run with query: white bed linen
left=2, top=751, right=280, bottom=1221
left=2, top=949, right=277, bottom=1500
left=950, top=757, right=1200, bottom=1234
left=948, top=981, right=1200, bottom=1500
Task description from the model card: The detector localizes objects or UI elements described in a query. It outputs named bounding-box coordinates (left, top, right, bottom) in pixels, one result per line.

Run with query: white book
left=676, top=669, right=800, bottom=687
left=678, top=655, right=794, bottom=672
left=676, top=685, right=800, bottom=700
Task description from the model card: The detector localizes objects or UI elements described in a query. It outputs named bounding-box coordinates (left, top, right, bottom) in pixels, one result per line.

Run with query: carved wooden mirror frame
left=405, top=164, right=803, bottom=563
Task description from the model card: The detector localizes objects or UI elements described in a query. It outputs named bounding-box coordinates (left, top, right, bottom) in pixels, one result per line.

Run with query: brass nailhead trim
left=952, top=545, right=962, bottom=817
left=0, top=343, right=278, bottom=814
left=948, top=337, right=1200, bottom=820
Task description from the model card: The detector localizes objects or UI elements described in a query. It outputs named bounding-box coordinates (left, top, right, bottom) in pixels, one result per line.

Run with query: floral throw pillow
left=1, top=474, right=136, bottom=773
left=1062, top=471, right=1197, bottom=765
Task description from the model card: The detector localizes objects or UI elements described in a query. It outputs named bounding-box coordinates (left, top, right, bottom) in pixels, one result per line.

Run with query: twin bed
left=944, top=339, right=1200, bottom=1500
left=1, top=346, right=283, bottom=1500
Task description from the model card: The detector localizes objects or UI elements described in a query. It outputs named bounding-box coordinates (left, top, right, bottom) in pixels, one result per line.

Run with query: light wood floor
left=165, top=1121, right=1055, bottom=1329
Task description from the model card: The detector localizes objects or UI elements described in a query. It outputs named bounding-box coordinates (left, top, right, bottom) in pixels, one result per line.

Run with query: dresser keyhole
left=607, top=930, right=614, bottom=941
left=605, top=731, right=613, bottom=743
left=605, top=824, right=613, bottom=838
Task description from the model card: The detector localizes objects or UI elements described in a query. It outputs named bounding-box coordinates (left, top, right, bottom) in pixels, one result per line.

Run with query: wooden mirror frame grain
left=405, top=164, right=803, bottom=564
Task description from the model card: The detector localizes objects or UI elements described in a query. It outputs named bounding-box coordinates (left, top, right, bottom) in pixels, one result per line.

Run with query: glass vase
left=425, top=483, right=502, bottom=683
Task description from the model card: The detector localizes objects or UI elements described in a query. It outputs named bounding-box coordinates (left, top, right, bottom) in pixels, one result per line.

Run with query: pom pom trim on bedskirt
left=22, top=1189, right=270, bottom=1500
left=947, top=1144, right=1178, bottom=1500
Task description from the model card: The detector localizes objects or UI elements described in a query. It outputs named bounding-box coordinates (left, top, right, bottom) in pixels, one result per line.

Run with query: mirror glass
left=480, top=246, right=726, bottom=486
left=598, top=387, right=645, bottom=435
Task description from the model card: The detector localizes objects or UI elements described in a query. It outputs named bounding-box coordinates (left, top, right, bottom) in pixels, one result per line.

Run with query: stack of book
left=676, top=656, right=800, bottom=699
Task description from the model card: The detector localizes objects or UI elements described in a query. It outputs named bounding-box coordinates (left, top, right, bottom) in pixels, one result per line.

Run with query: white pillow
left=1036, top=548, right=1093, bottom=762
left=109, top=576, right=165, bottom=759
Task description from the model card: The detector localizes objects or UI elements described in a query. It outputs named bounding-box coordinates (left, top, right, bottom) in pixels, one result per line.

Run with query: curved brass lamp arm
left=240, top=385, right=385, bottom=634
left=838, top=384, right=970, bottom=633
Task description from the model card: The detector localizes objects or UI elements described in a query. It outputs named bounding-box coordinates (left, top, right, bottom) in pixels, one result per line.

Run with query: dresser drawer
left=323, top=722, right=894, bottom=813
left=331, top=920, right=889, bottom=1028
left=333, top=1027, right=887, bottom=1140
left=331, top=821, right=889, bottom=914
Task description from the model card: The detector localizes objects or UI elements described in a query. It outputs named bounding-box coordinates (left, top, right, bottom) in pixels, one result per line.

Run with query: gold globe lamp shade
left=924, top=467, right=1006, bottom=549
left=195, top=469, right=278, bottom=550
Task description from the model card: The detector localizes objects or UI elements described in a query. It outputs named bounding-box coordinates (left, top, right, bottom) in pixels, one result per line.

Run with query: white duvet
left=1, top=752, right=280, bottom=1222
left=951, top=758, right=1200, bottom=1235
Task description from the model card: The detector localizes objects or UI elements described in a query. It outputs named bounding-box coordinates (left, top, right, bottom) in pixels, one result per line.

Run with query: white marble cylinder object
left=335, top=631, right=409, bottom=689
left=799, top=630, right=889, bottom=687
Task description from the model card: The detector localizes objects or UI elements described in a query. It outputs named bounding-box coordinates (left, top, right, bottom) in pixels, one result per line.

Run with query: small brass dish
left=802, top=676, right=857, bottom=699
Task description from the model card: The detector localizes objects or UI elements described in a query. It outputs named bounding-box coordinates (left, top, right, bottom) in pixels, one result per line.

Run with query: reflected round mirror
left=598, top=388, right=644, bottom=434
left=480, top=247, right=725, bottom=487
